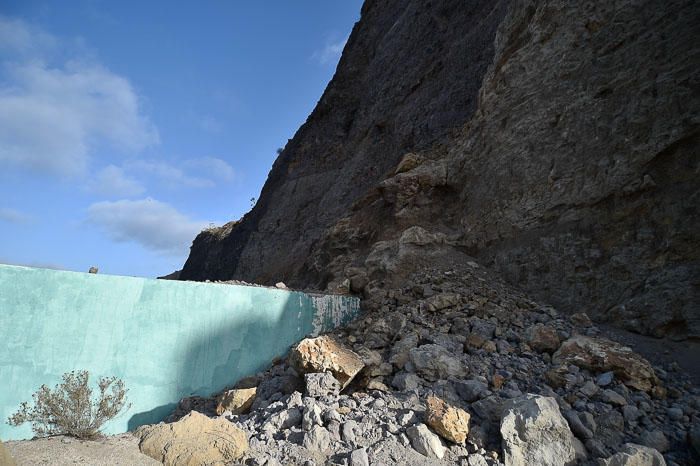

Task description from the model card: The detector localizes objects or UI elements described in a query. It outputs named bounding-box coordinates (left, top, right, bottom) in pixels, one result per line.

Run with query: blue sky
left=0, top=1, right=362, bottom=277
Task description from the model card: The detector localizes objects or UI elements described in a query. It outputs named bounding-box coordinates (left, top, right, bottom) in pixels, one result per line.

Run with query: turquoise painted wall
left=0, top=264, right=359, bottom=440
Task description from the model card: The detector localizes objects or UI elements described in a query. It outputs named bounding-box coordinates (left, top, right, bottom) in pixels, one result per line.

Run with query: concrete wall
left=0, top=264, right=359, bottom=440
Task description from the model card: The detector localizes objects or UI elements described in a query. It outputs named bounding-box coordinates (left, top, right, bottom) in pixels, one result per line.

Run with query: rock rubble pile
left=143, top=261, right=698, bottom=465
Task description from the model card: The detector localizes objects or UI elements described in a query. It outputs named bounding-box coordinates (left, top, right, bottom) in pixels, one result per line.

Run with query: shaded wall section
left=0, top=264, right=359, bottom=440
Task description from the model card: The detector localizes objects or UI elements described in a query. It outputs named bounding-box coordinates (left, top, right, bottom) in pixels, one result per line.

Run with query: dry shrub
left=7, top=370, right=130, bottom=439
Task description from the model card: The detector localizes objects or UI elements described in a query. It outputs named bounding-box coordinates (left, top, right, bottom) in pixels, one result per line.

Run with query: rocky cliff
left=180, top=0, right=699, bottom=340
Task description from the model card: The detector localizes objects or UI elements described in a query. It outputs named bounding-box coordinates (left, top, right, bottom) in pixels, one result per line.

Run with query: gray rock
left=572, top=437, right=588, bottom=463
left=455, top=379, right=488, bottom=402
left=467, top=454, right=489, bottom=466
left=579, top=381, right=598, bottom=398
left=623, top=406, right=641, bottom=423
left=601, top=389, right=627, bottom=407
left=500, top=394, right=576, bottom=466
left=597, top=372, right=615, bottom=387
left=348, top=448, right=369, bottom=466
left=579, top=411, right=597, bottom=434
left=599, top=443, right=666, bottom=466
left=563, top=409, right=593, bottom=440
left=637, top=430, right=669, bottom=453
left=408, top=344, right=467, bottom=381
left=586, top=439, right=610, bottom=459
left=342, top=420, right=359, bottom=446
left=391, top=372, right=421, bottom=391
left=262, top=407, right=302, bottom=432
left=406, top=423, right=446, bottom=459
left=302, top=426, right=331, bottom=453
left=304, top=372, right=340, bottom=398
left=302, top=403, right=323, bottom=431
left=666, top=407, right=683, bottom=422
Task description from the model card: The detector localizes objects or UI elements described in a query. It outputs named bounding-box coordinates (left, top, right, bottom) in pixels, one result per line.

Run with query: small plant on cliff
left=7, top=370, right=130, bottom=439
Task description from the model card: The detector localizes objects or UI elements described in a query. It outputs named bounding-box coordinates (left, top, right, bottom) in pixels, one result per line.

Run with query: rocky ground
left=133, top=260, right=698, bottom=465
left=4, top=433, right=159, bottom=466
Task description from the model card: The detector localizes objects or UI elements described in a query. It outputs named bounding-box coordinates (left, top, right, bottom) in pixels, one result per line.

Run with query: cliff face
left=181, top=0, right=699, bottom=340
left=180, top=0, right=510, bottom=285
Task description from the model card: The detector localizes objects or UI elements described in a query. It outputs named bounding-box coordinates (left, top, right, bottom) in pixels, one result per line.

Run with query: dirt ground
left=4, top=433, right=160, bottom=466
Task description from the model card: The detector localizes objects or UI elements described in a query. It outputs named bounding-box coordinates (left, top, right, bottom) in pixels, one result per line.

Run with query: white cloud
left=0, top=16, right=56, bottom=57
left=313, top=35, right=348, bottom=65
left=0, top=207, right=33, bottom=224
left=183, top=156, right=235, bottom=181
left=125, top=160, right=214, bottom=188
left=87, top=198, right=209, bottom=255
left=88, top=164, right=145, bottom=198
left=124, top=156, right=235, bottom=188
left=0, top=17, right=158, bottom=177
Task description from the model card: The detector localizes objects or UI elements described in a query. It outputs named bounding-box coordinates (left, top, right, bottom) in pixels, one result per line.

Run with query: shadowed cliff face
left=179, top=0, right=509, bottom=284
left=181, top=0, right=699, bottom=340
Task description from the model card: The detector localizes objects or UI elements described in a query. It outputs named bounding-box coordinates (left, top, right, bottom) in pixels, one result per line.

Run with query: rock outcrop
left=179, top=0, right=700, bottom=341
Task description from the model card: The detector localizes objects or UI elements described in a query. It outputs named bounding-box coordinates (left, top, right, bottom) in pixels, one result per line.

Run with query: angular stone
left=262, top=407, right=302, bottom=432
left=406, top=423, right=446, bottom=459
left=215, top=387, right=257, bottom=415
left=599, top=443, right=666, bottom=466
left=600, top=389, right=627, bottom=407
left=302, top=403, right=323, bottom=431
left=526, top=324, right=560, bottom=353
left=348, top=447, right=369, bottom=466
left=563, top=409, right=593, bottom=440
left=304, top=372, right=341, bottom=398
left=425, top=395, right=470, bottom=444
left=424, top=293, right=461, bottom=312
left=137, top=411, right=248, bottom=465
left=288, top=335, right=364, bottom=390
left=552, top=336, right=659, bottom=392
left=303, top=425, right=332, bottom=454
left=409, top=344, right=467, bottom=381
left=500, top=394, right=576, bottom=466
left=392, top=372, right=421, bottom=391
left=637, top=430, right=669, bottom=453
left=455, top=379, right=488, bottom=402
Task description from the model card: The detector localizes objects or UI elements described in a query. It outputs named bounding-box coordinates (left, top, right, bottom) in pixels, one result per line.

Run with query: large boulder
left=552, top=336, right=659, bottom=392
left=426, top=395, right=470, bottom=444
left=215, top=387, right=256, bottom=415
left=288, top=336, right=364, bottom=390
left=500, top=394, right=576, bottom=466
left=137, top=411, right=248, bottom=465
left=599, top=443, right=666, bottom=466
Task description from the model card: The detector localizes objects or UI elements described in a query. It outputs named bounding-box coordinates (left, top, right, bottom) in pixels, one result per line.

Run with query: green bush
left=7, top=370, right=130, bottom=439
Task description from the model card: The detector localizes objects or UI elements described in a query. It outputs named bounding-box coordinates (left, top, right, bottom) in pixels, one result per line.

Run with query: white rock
left=500, top=394, right=576, bottom=466
left=599, top=443, right=666, bottom=466
left=406, top=423, right=446, bottom=459
left=349, top=447, right=370, bottom=466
